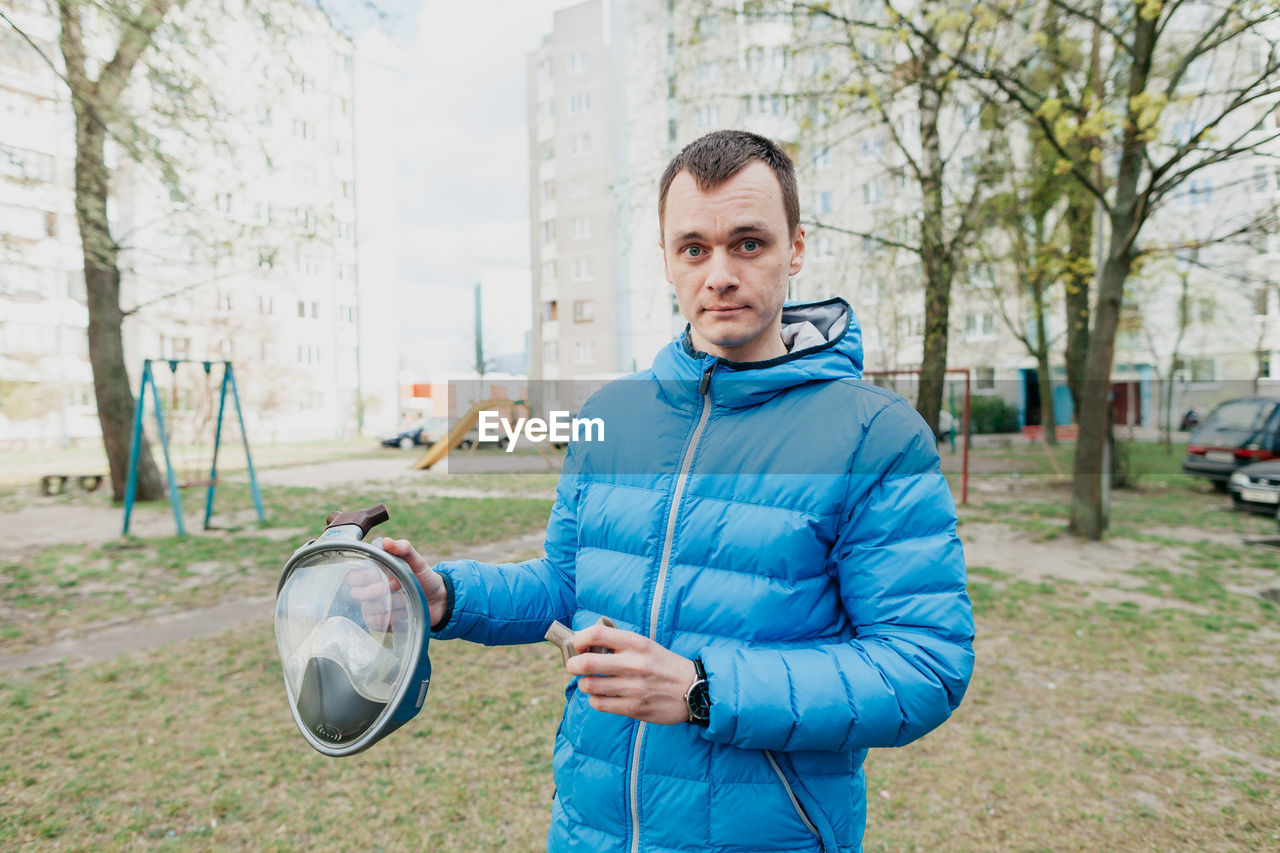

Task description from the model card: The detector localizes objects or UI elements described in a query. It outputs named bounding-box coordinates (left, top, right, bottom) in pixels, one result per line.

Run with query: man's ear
left=660, top=240, right=673, bottom=284
left=789, top=227, right=806, bottom=276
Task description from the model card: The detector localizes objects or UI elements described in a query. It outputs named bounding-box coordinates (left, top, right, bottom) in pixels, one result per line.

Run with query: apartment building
left=0, top=0, right=401, bottom=448
left=528, top=0, right=622, bottom=382
left=530, top=0, right=1280, bottom=429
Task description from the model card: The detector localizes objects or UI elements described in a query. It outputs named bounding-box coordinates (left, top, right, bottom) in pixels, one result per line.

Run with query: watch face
left=688, top=680, right=711, bottom=721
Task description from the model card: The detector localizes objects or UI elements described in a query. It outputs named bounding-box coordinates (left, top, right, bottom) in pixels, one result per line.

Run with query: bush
left=967, top=396, right=1021, bottom=434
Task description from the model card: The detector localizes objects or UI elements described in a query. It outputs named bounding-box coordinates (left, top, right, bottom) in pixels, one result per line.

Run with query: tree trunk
left=1062, top=188, right=1092, bottom=419
left=1037, top=349, right=1057, bottom=446
left=74, top=111, right=165, bottom=502
left=1068, top=244, right=1129, bottom=539
left=1069, top=5, right=1157, bottom=540
left=915, top=39, right=950, bottom=435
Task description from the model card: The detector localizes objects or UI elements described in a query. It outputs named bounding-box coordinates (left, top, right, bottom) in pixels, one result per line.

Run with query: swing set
left=122, top=359, right=265, bottom=536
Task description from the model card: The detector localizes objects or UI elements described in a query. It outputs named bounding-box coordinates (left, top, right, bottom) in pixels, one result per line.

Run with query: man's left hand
left=565, top=624, right=697, bottom=726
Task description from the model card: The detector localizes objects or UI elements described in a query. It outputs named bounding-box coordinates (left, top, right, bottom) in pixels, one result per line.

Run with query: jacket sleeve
left=429, top=446, right=581, bottom=646
left=698, top=399, right=974, bottom=752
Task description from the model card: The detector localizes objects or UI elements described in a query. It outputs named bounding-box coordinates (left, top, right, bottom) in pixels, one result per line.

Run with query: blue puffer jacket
left=433, top=298, right=974, bottom=853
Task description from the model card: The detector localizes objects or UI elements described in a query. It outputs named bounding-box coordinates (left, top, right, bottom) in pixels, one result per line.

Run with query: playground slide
left=411, top=400, right=518, bottom=470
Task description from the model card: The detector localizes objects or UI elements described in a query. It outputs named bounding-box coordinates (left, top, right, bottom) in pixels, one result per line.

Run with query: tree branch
left=804, top=216, right=920, bottom=255
left=97, top=0, right=180, bottom=105
left=1042, top=0, right=1135, bottom=60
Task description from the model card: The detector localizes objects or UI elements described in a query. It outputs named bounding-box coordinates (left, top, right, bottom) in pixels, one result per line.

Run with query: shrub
left=967, top=396, right=1021, bottom=433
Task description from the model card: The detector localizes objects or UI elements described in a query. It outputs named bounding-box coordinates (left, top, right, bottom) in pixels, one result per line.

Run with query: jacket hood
left=650, top=297, right=864, bottom=410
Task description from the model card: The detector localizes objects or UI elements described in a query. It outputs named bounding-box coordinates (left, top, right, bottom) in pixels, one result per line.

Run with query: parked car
left=1182, top=397, right=1280, bottom=490
left=1228, top=459, right=1280, bottom=514
left=381, top=417, right=448, bottom=450
left=934, top=409, right=956, bottom=443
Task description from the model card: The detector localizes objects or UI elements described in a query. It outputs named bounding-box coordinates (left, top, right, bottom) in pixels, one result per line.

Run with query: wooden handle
left=324, top=504, right=390, bottom=539
left=545, top=616, right=616, bottom=667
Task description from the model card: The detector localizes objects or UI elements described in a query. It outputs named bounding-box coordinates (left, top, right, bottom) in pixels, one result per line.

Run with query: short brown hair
left=658, top=130, right=799, bottom=239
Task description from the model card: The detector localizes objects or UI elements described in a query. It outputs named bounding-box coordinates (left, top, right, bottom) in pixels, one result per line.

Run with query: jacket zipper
left=628, top=360, right=716, bottom=853
left=764, top=750, right=824, bottom=849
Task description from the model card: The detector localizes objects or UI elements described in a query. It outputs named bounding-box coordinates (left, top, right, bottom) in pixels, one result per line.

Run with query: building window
left=1174, top=357, right=1216, bottom=382
left=297, top=300, right=306, bottom=318
left=968, top=262, right=993, bottom=288
left=1259, top=350, right=1273, bottom=379
left=569, top=133, right=591, bottom=156
left=862, top=182, right=885, bottom=206
left=571, top=216, right=591, bottom=240
left=541, top=260, right=557, bottom=283
left=812, top=147, right=831, bottom=170
left=573, top=299, right=595, bottom=322
left=976, top=366, right=995, bottom=390
left=965, top=312, right=997, bottom=340
left=859, top=133, right=884, bottom=161
left=568, top=92, right=591, bottom=115
left=1254, top=286, right=1274, bottom=315
left=1186, top=178, right=1213, bottom=206
left=542, top=340, right=558, bottom=361
left=696, top=105, right=720, bottom=128
left=573, top=340, right=595, bottom=364
left=542, top=221, right=556, bottom=244
left=813, top=190, right=833, bottom=215
left=694, top=61, right=720, bottom=85
left=569, top=177, right=591, bottom=199
left=541, top=300, right=558, bottom=322
left=540, top=180, right=555, bottom=203
left=540, top=141, right=554, bottom=162
left=571, top=258, right=591, bottom=281
left=814, top=235, right=834, bottom=258
left=568, top=50, right=590, bottom=74
left=1252, top=165, right=1270, bottom=193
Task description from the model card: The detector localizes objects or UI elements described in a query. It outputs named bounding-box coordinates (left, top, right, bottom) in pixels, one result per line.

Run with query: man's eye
left=683, top=246, right=703, bottom=258
left=741, top=240, right=760, bottom=252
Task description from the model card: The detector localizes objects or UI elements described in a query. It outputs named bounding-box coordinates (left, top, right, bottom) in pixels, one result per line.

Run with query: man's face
left=661, top=161, right=804, bottom=363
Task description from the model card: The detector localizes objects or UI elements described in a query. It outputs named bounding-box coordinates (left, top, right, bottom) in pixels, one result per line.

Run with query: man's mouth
left=704, top=305, right=746, bottom=314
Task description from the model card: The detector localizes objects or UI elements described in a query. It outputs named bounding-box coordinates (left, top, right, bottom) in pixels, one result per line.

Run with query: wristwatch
left=684, top=658, right=711, bottom=727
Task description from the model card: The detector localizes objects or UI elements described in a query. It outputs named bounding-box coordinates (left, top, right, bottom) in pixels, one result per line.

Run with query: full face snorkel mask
left=274, top=504, right=431, bottom=757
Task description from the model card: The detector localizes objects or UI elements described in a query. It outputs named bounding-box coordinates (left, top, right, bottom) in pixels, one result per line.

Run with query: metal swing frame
left=122, top=359, right=265, bottom=536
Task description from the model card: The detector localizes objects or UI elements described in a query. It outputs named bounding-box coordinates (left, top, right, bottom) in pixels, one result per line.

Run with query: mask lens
left=275, top=549, right=419, bottom=744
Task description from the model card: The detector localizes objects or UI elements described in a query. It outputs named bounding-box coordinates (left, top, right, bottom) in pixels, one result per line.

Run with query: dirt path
left=0, top=531, right=545, bottom=675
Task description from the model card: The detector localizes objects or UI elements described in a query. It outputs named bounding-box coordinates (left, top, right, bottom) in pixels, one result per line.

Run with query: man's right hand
left=378, top=537, right=449, bottom=629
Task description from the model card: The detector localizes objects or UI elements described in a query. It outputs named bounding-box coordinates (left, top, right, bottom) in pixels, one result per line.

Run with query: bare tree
left=3, top=0, right=365, bottom=499
left=907, top=0, right=1280, bottom=538
left=54, top=0, right=177, bottom=501
left=681, top=0, right=1000, bottom=434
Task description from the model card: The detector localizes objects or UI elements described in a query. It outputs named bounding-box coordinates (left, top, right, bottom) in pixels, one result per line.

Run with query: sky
left=345, top=0, right=578, bottom=375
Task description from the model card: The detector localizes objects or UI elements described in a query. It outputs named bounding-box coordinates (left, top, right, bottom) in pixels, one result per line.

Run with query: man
left=382, top=130, right=973, bottom=852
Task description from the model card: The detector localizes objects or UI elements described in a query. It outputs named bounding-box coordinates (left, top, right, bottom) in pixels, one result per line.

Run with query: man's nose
left=704, top=249, right=737, bottom=292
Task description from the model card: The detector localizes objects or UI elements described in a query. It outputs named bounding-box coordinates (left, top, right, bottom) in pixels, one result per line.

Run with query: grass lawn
left=1, top=439, right=1278, bottom=850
